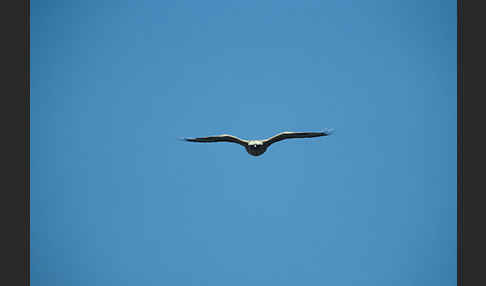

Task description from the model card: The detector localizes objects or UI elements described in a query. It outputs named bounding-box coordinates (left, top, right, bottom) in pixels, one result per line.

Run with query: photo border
left=462, top=0, right=483, bottom=285
left=1, top=0, right=29, bottom=285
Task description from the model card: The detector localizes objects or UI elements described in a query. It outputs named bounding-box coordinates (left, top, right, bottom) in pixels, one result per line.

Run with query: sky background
left=31, top=1, right=457, bottom=285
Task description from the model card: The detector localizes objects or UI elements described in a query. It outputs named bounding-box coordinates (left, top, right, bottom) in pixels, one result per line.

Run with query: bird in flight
left=181, top=130, right=333, bottom=156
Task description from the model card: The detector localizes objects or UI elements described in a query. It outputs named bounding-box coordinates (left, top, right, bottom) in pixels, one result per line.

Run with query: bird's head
left=248, top=140, right=263, bottom=148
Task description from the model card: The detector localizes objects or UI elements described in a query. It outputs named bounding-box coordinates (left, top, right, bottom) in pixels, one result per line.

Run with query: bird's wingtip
left=177, top=137, right=188, bottom=142
left=323, top=128, right=335, bottom=135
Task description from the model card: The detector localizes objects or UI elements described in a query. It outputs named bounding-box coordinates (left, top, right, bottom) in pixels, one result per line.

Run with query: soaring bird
left=181, top=130, right=333, bottom=156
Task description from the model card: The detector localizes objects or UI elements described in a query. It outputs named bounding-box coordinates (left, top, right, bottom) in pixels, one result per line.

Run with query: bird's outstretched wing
left=263, top=130, right=333, bottom=147
left=181, top=134, right=248, bottom=146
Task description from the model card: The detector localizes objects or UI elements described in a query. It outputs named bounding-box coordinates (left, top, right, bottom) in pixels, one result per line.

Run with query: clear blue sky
left=31, top=1, right=457, bottom=285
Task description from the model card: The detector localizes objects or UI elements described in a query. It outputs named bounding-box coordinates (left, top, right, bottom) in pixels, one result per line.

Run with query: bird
left=181, top=129, right=334, bottom=156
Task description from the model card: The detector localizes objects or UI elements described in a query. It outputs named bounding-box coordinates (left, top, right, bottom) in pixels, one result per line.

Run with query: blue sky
left=31, top=1, right=457, bottom=285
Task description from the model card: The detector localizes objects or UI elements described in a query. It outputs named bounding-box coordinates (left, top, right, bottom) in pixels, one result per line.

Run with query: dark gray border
left=0, top=0, right=29, bottom=285
left=462, top=0, right=484, bottom=285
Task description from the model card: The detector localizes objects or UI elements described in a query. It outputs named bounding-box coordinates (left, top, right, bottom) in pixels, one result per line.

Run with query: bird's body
left=245, top=140, right=267, bottom=156
left=181, top=130, right=333, bottom=156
